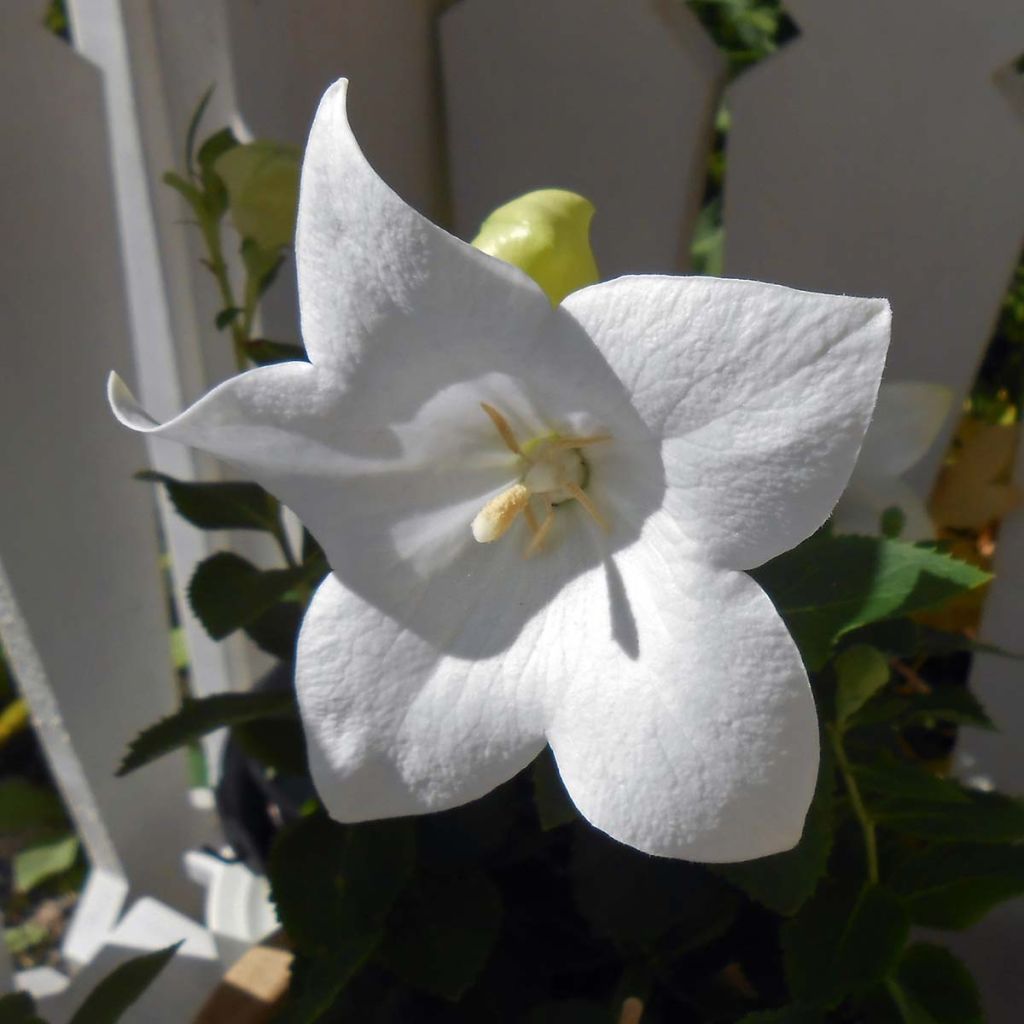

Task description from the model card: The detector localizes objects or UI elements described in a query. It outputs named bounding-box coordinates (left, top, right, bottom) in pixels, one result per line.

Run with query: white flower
left=833, top=382, right=952, bottom=541
left=110, top=80, right=890, bottom=861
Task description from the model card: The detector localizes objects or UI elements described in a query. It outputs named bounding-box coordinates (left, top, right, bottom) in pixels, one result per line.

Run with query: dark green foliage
left=379, top=872, right=503, bottom=1000
left=883, top=944, right=984, bottom=1023
left=117, top=691, right=296, bottom=775
left=68, top=943, right=181, bottom=1024
left=137, top=471, right=281, bottom=533
left=753, top=535, right=990, bottom=669
left=0, top=991, right=45, bottom=1024
left=782, top=884, right=909, bottom=1009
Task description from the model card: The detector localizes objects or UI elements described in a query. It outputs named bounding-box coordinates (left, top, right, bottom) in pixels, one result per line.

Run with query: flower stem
left=828, top=723, right=879, bottom=884
left=199, top=215, right=249, bottom=372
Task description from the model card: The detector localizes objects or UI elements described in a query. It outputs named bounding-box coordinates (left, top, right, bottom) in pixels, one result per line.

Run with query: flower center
left=471, top=403, right=610, bottom=557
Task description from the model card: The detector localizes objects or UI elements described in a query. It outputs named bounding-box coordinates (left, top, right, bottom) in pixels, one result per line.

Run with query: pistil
left=472, top=403, right=610, bottom=555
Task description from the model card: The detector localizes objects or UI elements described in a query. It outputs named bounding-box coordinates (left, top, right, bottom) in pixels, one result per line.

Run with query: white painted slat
left=724, top=0, right=1024, bottom=488
left=66, top=0, right=243, bottom=719
left=442, top=0, right=726, bottom=275
left=0, top=1, right=200, bottom=913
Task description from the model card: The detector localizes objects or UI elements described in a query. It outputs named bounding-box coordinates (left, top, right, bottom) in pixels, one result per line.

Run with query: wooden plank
left=0, top=1, right=200, bottom=913
left=724, top=0, right=1024, bottom=487
left=442, top=0, right=726, bottom=276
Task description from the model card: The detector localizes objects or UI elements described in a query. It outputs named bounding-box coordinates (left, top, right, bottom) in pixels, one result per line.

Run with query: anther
left=471, top=483, right=531, bottom=543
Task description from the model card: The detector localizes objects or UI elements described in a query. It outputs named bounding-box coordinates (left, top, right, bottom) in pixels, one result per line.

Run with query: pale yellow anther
left=471, top=483, right=531, bottom=543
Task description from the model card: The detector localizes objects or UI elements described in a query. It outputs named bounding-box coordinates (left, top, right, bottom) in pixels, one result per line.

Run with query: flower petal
left=547, top=514, right=819, bottom=861
left=295, top=565, right=604, bottom=820
left=297, top=78, right=550, bottom=368
left=854, top=381, right=953, bottom=481
left=561, top=277, right=890, bottom=570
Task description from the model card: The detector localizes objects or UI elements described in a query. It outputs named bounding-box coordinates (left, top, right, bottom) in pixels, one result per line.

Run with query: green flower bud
left=472, top=189, right=600, bottom=306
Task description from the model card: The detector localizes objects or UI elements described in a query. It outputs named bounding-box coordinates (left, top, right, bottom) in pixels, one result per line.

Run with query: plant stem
left=828, top=723, right=879, bottom=884
left=199, top=215, right=249, bottom=372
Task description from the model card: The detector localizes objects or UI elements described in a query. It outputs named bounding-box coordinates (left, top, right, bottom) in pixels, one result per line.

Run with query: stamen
left=480, top=402, right=523, bottom=455
left=523, top=504, right=540, bottom=535
left=566, top=482, right=610, bottom=531
left=525, top=503, right=555, bottom=558
left=472, top=483, right=531, bottom=543
left=547, top=434, right=612, bottom=450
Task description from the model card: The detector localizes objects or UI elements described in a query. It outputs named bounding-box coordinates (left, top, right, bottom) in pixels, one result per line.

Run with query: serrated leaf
left=885, top=943, right=983, bottom=1024
left=136, top=471, right=280, bottom=533
left=782, top=883, right=909, bottom=1009
left=888, top=844, right=1024, bottom=929
left=269, top=816, right=414, bottom=958
left=118, top=691, right=296, bottom=776
left=14, top=833, right=79, bottom=893
left=68, top=942, right=181, bottom=1024
left=753, top=536, right=990, bottom=669
left=848, top=619, right=1016, bottom=660
left=572, top=826, right=738, bottom=952
left=834, top=645, right=890, bottom=726
left=216, top=141, right=300, bottom=250
left=531, top=746, right=577, bottom=831
left=243, top=339, right=308, bottom=366
left=875, top=790, right=1024, bottom=843
left=0, top=778, right=66, bottom=833
left=188, top=552, right=310, bottom=640
left=3, top=921, right=50, bottom=955
left=380, top=871, right=502, bottom=1001
left=715, top=742, right=834, bottom=915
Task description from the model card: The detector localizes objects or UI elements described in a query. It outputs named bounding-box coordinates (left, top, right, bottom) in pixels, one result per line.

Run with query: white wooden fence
left=0, top=1, right=1022, bottom=1019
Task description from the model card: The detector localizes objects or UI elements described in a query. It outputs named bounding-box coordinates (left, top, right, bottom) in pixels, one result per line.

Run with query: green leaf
left=531, top=747, right=577, bottom=830
left=888, top=843, right=1024, bottom=929
left=234, top=715, right=307, bottom=777
left=571, top=827, right=738, bottom=952
left=850, top=685, right=994, bottom=731
left=216, top=141, right=300, bottom=250
left=875, top=790, right=1024, bottom=843
left=188, top=552, right=310, bottom=640
left=136, top=471, right=280, bottom=533
left=243, top=339, right=308, bottom=366
left=834, top=645, right=890, bottom=726
left=269, top=816, right=414, bottom=958
left=14, top=833, right=79, bottom=893
left=885, top=943, right=983, bottom=1024
left=214, top=306, right=241, bottom=330
left=782, top=883, right=909, bottom=1009
left=243, top=600, right=304, bottom=661
left=197, top=127, right=239, bottom=178
left=68, top=942, right=181, bottom=1024
left=117, top=691, right=296, bottom=776
left=849, top=619, right=1015, bottom=660
left=738, top=1009, right=824, bottom=1024
left=380, top=871, right=502, bottom=1001
left=715, top=742, right=834, bottom=915
left=880, top=506, right=906, bottom=539
left=753, top=535, right=990, bottom=669
left=184, top=86, right=214, bottom=177
left=0, top=991, right=44, bottom=1024
left=852, top=755, right=969, bottom=807
left=162, top=171, right=205, bottom=219
left=0, top=778, right=66, bottom=833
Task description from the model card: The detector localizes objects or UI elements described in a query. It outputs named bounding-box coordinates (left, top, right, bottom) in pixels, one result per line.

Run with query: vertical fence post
left=441, top=0, right=726, bottom=276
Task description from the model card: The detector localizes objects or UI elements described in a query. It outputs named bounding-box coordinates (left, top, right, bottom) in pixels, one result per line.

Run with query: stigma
left=471, top=403, right=610, bottom=557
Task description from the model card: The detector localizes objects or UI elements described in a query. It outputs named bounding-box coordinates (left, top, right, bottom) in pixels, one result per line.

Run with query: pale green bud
left=472, top=189, right=600, bottom=306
